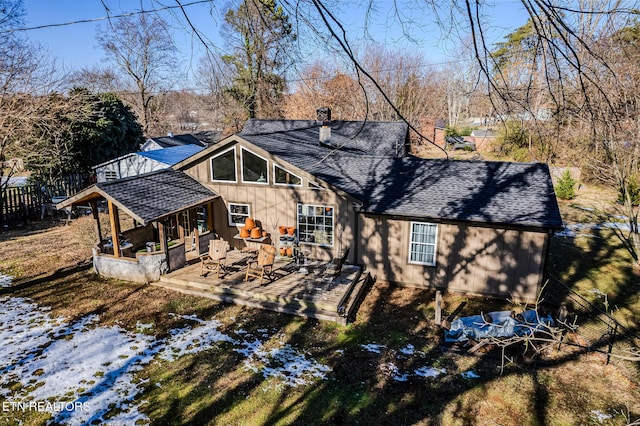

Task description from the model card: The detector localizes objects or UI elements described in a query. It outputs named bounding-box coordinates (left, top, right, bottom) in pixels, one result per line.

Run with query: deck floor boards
left=154, top=250, right=369, bottom=324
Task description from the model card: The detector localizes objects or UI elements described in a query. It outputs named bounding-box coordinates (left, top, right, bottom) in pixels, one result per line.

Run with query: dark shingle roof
left=94, top=169, right=217, bottom=224
left=148, top=134, right=208, bottom=149
left=240, top=119, right=408, bottom=157
left=240, top=120, right=562, bottom=229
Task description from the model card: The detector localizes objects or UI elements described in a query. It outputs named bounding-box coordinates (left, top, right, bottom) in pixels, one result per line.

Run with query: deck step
left=152, top=280, right=349, bottom=324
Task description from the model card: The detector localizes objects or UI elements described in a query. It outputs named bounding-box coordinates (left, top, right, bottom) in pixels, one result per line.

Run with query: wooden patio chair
left=200, top=239, right=228, bottom=278
left=244, top=244, right=277, bottom=285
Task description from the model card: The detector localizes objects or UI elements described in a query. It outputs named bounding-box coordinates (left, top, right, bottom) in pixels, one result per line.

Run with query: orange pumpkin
left=278, top=225, right=287, bottom=235
left=286, top=247, right=293, bottom=256
left=287, top=226, right=296, bottom=236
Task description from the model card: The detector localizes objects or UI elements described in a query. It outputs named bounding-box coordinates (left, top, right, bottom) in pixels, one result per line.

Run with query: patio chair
left=200, top=239, right=228, bottom=278
left=244, top=244, right=277, bottom=285
left=323, top=247, right=350, bottom=279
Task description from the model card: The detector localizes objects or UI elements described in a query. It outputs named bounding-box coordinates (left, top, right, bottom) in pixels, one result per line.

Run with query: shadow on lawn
left=2, top=217, right=639, bottom=423
left=148, top=228, right=640, bottom=425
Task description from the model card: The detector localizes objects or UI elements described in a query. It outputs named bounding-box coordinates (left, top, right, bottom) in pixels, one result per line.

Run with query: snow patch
left=1, top=292, right=334, bottom=424
left=461, top=370, right=481, bottom=379
left=0, top=273, right=12, bottom=287
left=360, top=344, right=386, bottom=354
left=591, top=409, right=612, bottom=423
left=235, top=336, right=331, bottom=387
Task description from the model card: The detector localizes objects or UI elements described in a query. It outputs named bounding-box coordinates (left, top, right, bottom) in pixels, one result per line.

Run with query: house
left=94, top=145, right=204, bottom=182
left=140, top=131, right=221, bottom=151
left=60, top=109, right=562, bottom=301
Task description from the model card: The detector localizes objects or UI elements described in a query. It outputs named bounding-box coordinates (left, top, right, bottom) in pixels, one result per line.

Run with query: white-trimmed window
left=298, top=203, right=334, bottom=246
left=241, top=147, right=268, bottom=184
left=228, top=202, right=250, bottom=226
left=210, top=147, right=237, bottom=182
left=408, top=222, right=438, bottom=266
left=308, top=181, right=326, bottom=190
left=274, top=164, right=302, bottom=186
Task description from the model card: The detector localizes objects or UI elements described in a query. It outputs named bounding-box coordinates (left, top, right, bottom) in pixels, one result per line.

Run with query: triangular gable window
left=241, top=147, right=269, bottom=184
left=210, top=146, right=237, bottom=182
left=274, top=165, right=302, bottom=186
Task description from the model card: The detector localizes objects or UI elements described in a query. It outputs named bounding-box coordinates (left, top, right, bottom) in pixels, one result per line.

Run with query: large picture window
left=409, top=222, right=438, bottom=266
left=297, top=203, right=334, bottom=246
left=241, top=148, right=268, bottom=184
left=211, top=147, right=236, bottom=182
left=228, top=203, right=250, bottom=226
left=274, top=164, right=302, bottom=186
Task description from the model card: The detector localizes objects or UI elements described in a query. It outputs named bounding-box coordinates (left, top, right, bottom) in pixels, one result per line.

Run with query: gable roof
left=238, top=119, right=562, bottom=229
left=138, top=144, right=203, bottom=166
left=311, top=156, right=562, bottom=229
left=144, top=133, right=207, bottom=149
left=142, top=131, right=223, bottom=151
left=240, top=119, right=409, bottom=157
left=57, top=169, right=218, bottom=225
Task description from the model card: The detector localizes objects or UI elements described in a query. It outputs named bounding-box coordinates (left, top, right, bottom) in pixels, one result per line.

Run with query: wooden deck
left=154, top=250, right=372, bottom=324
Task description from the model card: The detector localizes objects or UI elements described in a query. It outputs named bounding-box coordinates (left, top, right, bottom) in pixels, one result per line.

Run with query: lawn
left=0, top=189, right=639, bottom=425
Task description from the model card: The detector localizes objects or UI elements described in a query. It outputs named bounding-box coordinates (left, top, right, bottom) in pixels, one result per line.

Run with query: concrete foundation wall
left=93, top=248, right=169, bottom=283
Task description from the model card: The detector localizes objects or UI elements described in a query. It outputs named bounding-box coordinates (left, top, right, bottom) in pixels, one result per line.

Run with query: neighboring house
left=94, top=145, right=204, bottom=182
left=63, top=109, right=562, bottom=301
left=174, top=112, right=562, bottom=300
left=140, top=131, right=221, bottom=152
left=468, top=129, right=498, bottom=151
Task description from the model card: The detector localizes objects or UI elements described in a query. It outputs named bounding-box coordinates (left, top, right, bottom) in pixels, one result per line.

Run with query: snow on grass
left=0, top=290, right=335, bottom=423
left=157, top=319, right=236, bottom=362
left=365, top=342, right=446, bottom=382
left=556, top=222, right=631, bottom=238
left=235, top=335, right=331, bottom=387
left=0, top=273, right=12, bottom=287
left=461, top=370, right=481, bottom=379
left=591, top=409, right=613, bottom=423
left=360, top=343, right=386, bottom=353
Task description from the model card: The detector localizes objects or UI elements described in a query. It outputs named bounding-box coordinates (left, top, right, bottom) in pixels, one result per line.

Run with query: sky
left=18, top=1, right=530, bottom=83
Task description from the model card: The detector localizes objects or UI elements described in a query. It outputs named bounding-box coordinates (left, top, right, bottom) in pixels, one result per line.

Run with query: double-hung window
left=408, top=222, right=438, bottom=266
left=228, top=203, right=250, bottom=226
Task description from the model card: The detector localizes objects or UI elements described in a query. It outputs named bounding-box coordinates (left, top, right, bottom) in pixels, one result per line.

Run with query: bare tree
left=0, top=0, right=61, bottom=224
left=96, top=12, right=178, bottom=135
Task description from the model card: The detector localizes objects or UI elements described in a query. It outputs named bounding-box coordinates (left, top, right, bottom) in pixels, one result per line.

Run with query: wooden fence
left=1, top=174, right=90, bottom=226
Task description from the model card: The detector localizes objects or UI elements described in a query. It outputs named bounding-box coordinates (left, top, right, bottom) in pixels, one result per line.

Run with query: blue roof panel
left=138, top=145, right=204, bottom=165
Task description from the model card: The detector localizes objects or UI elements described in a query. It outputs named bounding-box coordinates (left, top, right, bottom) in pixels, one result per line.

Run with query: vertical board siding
left=182, top=145, right=353, bottom=262
left=181, top=141, right=549, bottom=300
left=358, top=215, right=548, bottom=300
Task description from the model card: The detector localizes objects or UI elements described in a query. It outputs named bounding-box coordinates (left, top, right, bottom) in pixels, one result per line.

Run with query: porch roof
left=57, top=169, right=218, bottom=225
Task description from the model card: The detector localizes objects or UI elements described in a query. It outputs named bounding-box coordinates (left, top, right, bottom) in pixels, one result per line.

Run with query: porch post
left=206, top=202, right=215, bottom=233
left=90, top=199, right=102, bottom=243
left=158, top=219, right=170, bottom=270
left=193, top=227, right=200, bottom=254
left=107, top=200, right=121, bottom=258
left=178, top=213, right=185, bottom=242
